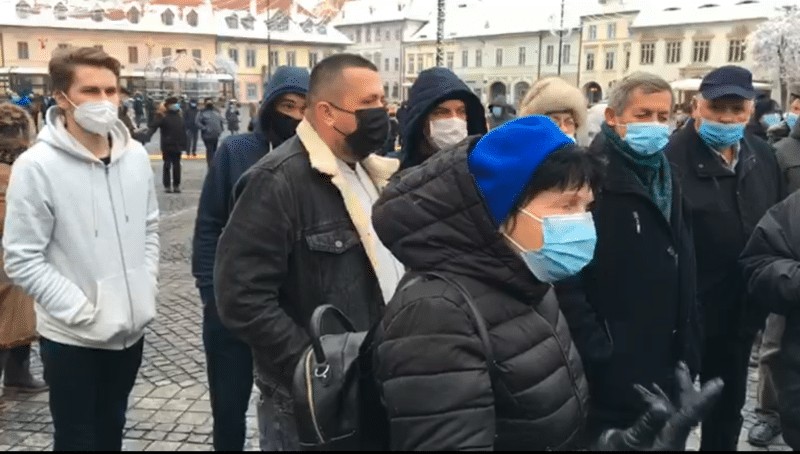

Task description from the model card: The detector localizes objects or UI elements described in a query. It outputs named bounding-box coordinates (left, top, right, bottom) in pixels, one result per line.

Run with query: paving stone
left=135, top=422, right=157, bottom=431
left=127, top=409, right=156, bottom=422
left=177, top=442, right=212, bottom=451
left=151, top=410, right=184, bottom=424
left=177, top=412, right=209, bottom=426
left=122, top=439, right=151, bottom=451
left=145, top=440, right=183, bottom=451
left=187, top=400, right=211, bottom=413
left=142, top=430, right=168, bottom=441
left=174, top=424, right=194, bottom=434
left=187, top=434, right=208, bottom=444
left=166, top=432, right=189, bottom=442
left=135, top=397, right=168, bottom=410
left=126, top=429, right=145, bottom=439
left=161, top=399, right=193, bottom=412
left=149, top=383, right=181, bottom=399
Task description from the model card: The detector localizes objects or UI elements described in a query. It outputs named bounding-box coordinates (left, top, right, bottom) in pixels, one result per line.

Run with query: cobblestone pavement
left=0, top=145, right=792, bottom=451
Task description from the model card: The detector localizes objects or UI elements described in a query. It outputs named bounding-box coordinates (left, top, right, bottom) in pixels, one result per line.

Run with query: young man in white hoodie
left=3, top=46, right=159, bottom=451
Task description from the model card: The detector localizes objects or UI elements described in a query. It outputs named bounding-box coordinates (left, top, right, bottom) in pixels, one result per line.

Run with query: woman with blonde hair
left=0, top=102, right=47, bottom=393
left=519, top=77, right=588, bottom=143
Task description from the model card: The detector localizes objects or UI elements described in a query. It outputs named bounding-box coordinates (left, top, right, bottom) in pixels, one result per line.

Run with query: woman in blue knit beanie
left=369, top=115, right=723, bottom=451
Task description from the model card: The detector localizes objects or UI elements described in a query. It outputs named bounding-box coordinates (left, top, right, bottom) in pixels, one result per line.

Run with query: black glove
left=594, top=362, right=724, bottom=451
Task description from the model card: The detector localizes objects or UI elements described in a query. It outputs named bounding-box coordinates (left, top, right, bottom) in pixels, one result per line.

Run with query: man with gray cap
left=665, top=65, right=785, bottom=451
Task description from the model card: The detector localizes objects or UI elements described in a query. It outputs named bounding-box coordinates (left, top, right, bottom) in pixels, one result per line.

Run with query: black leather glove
left=594, top=362, right=724, bottom=451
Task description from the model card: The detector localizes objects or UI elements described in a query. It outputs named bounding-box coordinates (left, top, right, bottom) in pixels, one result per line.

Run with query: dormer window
left=241, top=13, right=255, bottom=30
left=91, top=4, right=104, bottom=22
left=127, top=6, right=139, bottom=23
left=226, top=13, right=239, bottom=29
left=735, top=0, right=757, bottom=4
left=161, top=8, right=174, bottom=26
left=664, top=6, right=680, bottom=11
left=54, top=2, right=68, bottom=20
left=698, top=3, right=719, bottom=8
left=266, top=12, right=289, bottom=32
left=186, top=9, right=198, bottom=26
left=317, top=25, right=327, bottom=35
left=301, top=18, right=314, bottom=33
left=15, top=0, right=31, bottom=19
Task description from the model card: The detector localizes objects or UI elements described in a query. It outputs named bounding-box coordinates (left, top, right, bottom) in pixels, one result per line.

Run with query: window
left=625, top=48, right=631, bottom=70
left=496, top=48, right=503, bottom=66
left=392, top=83, right=399, bottom=99
left=355, top=28, right=362, bottom=43
left=161, top=8, right=174, bottom=26
left=666, top=41, right=682, bottom=64
left=394, top=57, right=400, bottom=71
left=287, top=51, right=296, bottom=66
left=187, top=10, right=198, bottom=27
left=385, top=58, right=390, bottom=71
left=586, top=52, right=595, bottom=71
left=376, top=27, right=381, bottom=41
left=417, top=54, right=423, bottom=71
left=192, top=49, right=202, bottom=60
left=562, top=44, right=571, bottom=64
left=270, top=50, right=279, bottom=68
left=226, top=14, right=239, bottom=29
left=728, top=39, right=745, bottom=62
left=546, top=45, right=554, bottom=65
left=640, top=42, right=655, bottom=65
left=127, top=7, right=139, bottom=23
left=607, top=23, right=617, bottom=39
left=605, top=51, right=615, bottom=70
left=228, top=47, right=239, bottom=64
left=310, top=52, right=319, bottom=68
left=475, top=49, right=482, bottom=67
left=17, top=42, right=28, bottom=60
left=693, top=40, right=710, bottom=63
left=462, top=50, right=469, bottom=67
left=395, top=30, right=401, bottom=40
left=366, top=27, right=372, bottom=43
left=385, top=30, right=391, bottom=41
left=408, top=55, right=415, bottom=73
left=446, top=52, right=454, bottom=69
left=128, top=46, right=138, bottom=64
left=246, top=49, right=256, bottom=68
left=588, top=25, right=597, bottom=41
left=246, top=83, right=258, bottom=100
left=384, top=84, right=389, bottom=97
left=162, top=47, right=172, bottom=58
left=519, top=47, right=526, bottom=66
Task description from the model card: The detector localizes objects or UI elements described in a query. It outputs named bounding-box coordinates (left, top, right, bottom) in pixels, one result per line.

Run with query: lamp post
left=548, top=0, right=573, bottom=76
left=435, top=0, right=445, bottom=66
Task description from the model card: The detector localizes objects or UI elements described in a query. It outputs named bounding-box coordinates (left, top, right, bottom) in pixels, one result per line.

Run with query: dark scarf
left=602, top=122, right=673, bottom=222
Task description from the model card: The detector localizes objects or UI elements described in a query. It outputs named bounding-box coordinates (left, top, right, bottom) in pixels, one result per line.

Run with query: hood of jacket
left=373, top=138, right=550, bottom=302
left=41, top=105, right=132, bottom=164
left=400, top=68, right=486, bottom=169
left=255, top=66, right=310, bottom=138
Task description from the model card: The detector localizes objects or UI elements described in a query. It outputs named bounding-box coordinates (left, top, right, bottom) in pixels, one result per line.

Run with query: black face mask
left=269, top=111, right=302, bottom=144
left=329, top=103, right=389, bottom=160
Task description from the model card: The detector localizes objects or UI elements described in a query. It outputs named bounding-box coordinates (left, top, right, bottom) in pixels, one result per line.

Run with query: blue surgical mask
left=169, top=104, right=181, bottom=112
left=698, top=120, right=745, bottom=150
left=787, top=113, right=799, bottom=130
left=624, top=123, right=670, bottom=156
left=761, top=112, right=782, bottom=128
left=492, top=106, right=503, bottom=117
left=504, top=210, right=597, bottom=283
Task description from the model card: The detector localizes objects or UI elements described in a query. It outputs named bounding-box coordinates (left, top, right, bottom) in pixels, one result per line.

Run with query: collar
left=709, top=141, right=740, bottom=171
left=295, top=119, right=399, bottom=189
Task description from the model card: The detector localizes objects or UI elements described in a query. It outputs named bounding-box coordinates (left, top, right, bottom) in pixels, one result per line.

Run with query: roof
left=214, top=7, right=351, bottom=44
left=631, top=0, right=787, bottom=28
left=332, top=0, right=431, bottom=26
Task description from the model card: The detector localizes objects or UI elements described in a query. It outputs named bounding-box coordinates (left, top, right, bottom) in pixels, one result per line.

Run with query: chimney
left=249, top=0, right=256, bottom=16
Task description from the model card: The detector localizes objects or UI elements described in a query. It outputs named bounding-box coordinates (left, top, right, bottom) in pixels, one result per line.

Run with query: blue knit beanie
left=468, top=115, right=574, bottom=226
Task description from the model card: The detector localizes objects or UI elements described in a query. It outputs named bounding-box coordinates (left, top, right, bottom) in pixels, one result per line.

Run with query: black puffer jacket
left=372, top=138, right=589, bottom=451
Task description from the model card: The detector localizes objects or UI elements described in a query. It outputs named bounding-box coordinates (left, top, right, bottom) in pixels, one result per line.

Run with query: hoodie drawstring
left=116, top=164, right=130, bottom=223
left=91, top=162, right=98, bottom=237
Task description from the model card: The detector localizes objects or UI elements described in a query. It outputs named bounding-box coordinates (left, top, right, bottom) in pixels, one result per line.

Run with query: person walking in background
left=225, top=101, right=240, bottom=135
left=746, top=95, right=782, bottom=143
left=775, top=95, right=800, bottom=194
left=149, top=96, right=187, bottom=193
left=0, top=103, right=47, bottom=395
left=117, top=87, right=135, bottom=137
left=133, top=92, right=145, bottom=128
left=487, top=94, right=516, bottom=129
left=518, top=76, right=588, bottom=143
left=3, top=46, right=159, bottom=451
left=192, top=66, right=309, bottom=451
left=196, top=98, right=225, bottom=166
left=184, top=99, right=200, bottom=158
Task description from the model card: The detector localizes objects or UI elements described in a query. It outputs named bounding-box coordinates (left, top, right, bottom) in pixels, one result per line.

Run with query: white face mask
left=62, top=92, right=118, bottom=136
left=429, top=117, right=468, bottom=150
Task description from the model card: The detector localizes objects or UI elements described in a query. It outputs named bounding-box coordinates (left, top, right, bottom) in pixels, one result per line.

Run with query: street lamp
left=548, top=0, right=574, bottom=76
left=436, top=0, right=445, bottom=66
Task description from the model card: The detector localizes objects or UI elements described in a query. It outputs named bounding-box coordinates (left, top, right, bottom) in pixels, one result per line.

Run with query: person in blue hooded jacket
left=393, top=67, right=487, bottom=170
left=191, top=66, right=309, bottom=451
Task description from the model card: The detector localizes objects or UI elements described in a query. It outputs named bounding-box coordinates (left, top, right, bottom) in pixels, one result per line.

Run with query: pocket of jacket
left=87, top=267, right=156, bottom=343
left=305, top=228, right=360, bottom=254
left=127, top=266, right=157, bottom=334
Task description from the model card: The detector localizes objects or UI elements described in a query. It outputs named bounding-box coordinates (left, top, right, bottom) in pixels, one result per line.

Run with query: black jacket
left=556, top=133, right=701, bottom=430
left=372, top=139, right=589, bottom=451
left=214, top=135, right=385, bottom=388
left=150, top=110, right=187, bottom=154
left=740, top=190, right=800, bottom=439
left=184, top=106, right=200, bottom=131
left=775, top=120, right=800, bottom=194
left=666, top=122, right=784, bottom=336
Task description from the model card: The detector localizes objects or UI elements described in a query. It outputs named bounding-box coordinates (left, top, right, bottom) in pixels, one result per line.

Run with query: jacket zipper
left=305, top=349, right=325, bottom=444
left=105, top=165, right=135, bottom=349
left=632, top=211, right=641, bottom=234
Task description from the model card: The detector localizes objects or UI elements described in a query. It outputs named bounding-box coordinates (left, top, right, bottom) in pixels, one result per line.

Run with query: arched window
left=161, top=8, right=175, bottom=26
left=186, top=10, right=198, bottom=27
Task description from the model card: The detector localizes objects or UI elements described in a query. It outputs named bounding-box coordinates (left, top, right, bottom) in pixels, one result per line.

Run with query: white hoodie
left=3, top=107, right=159, bottom=350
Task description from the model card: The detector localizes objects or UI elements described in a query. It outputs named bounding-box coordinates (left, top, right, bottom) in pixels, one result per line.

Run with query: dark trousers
left=204, top=139, right=219, bottom=166
left=40, top=337, right=144, bottom=451
left=202, top=301, right=253, bottom=451
left=700, top=333, right=754, bottom=451
left=186, top=129, right=199, bottom=156
left=162, top=151, right=182, bottom=189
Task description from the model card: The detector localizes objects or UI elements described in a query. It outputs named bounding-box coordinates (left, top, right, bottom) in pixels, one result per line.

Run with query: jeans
left=39, top=337, right=144, bottom=451
left=186, top=129, right=199, bottom=156
left=757, top=315, right=785, bottom=425
left=256, top=378, right=299, bottom=451
left=202, top=301, right=253, bottom=451
left=162, top=151, right=182, bottom=189
left=204, top=139, right=219, bottom=166
left=700, top=332, right=754, bottom=451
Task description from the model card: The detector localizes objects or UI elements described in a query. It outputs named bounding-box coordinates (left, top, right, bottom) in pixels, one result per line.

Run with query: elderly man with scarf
left=556, top=72, right=702, bottom=442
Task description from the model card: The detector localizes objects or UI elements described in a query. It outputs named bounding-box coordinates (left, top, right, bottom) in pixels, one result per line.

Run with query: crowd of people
left=3, top=44, right=800, bottom=452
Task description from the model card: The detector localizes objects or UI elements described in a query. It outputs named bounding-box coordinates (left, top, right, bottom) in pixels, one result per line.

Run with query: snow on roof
left=405, top=0, right=582, bottom=42
left=332, top=0, right=431, bottom=26
left=580, top=0, right=642, bottom=18
left=631, top=0, right=786, bottom=28
left=214, top=7, right=351, bottom=44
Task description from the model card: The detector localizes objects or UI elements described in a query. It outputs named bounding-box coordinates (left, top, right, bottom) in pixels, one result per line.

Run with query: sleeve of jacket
left=144, top=154, right=160, bottom=285
left=740, top=198, right=800, bottom=316
left=376, top=292, right=496, bottom=451
left=191, top=140, right=232, bottom=304
left=214, top=165, right=310, bottom=385
left=195, top=111, right=205, bottom=130
left=2, top=157, right=95, bottom=326
left=554, top=270, right=613, bottom=365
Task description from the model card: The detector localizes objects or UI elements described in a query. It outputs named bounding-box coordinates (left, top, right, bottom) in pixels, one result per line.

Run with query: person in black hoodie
left=665, top=65, right=785, bottom=451
left=372, top=115, right=722, bottom=451
left=192, top=66, right=309, bottom=451
left=555, top=72, right=702, bottom=438
left=746, top=95, right=782, bottom=142
left=392, top=67, right=486, bottom=170
left=149, top=96, right=187, bottom=193
left=184, top=99, right=200, bottom=158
